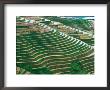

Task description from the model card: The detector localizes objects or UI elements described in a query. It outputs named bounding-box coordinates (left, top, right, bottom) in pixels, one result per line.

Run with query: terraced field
left=16, top=22, right=94, bottom=74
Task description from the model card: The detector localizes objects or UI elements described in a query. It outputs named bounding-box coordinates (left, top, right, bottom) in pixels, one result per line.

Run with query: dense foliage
left=43, top=16, right=94, bottom=31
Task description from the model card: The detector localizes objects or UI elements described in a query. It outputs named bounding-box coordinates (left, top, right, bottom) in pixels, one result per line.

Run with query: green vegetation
left=43, top=16, right=94, bottom=31
left=16, top=31, right=94, bottom=74
left=16, top=16, right=94, bottom=74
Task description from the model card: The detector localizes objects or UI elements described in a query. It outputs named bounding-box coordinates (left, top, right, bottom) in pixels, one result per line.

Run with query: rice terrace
left=16, top=16, right=94, bottom=74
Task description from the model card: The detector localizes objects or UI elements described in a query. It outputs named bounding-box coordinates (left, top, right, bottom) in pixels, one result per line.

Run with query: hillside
left=16, top=20, right=94, bottom=74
